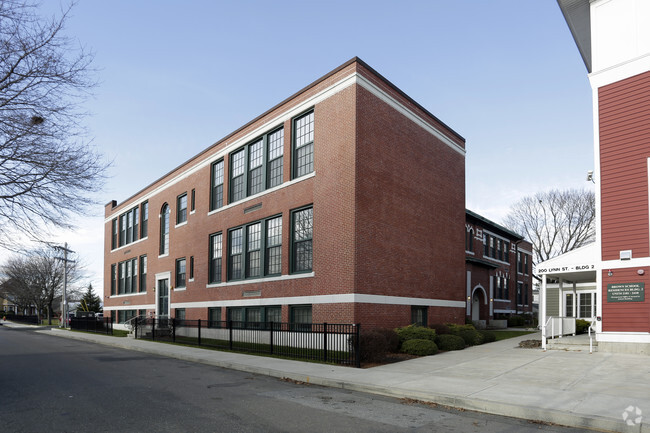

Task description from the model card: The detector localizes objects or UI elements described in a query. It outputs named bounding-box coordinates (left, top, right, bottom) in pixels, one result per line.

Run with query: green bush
left=456, top=329, right=484, bottom=346
left=507, top=315, right=525, bottom=327
left=356, top=330, right=389, bottom=363
left=436, top=334, right=466, bottom=351
left=374, top=328, right=400, bottom=353
left=576, top=319, right=591, bottom=334
left=395, top=324, right=436, bottom=344
left=478, top=330, right=496, bottom=343
left=430, top=323, right=450, bottom=335
left=400, top=339, right=439, bottom=356
left=447, top=323, right=476, bottom=333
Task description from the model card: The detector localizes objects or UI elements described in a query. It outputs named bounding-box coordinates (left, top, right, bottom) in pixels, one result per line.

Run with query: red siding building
left=103, top=58, right=467, bottom=330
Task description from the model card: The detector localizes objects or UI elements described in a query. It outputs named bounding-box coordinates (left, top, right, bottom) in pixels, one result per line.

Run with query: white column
left=541, top=274, right=547, bottom=350
left=466, top=271, right=472, bottom=316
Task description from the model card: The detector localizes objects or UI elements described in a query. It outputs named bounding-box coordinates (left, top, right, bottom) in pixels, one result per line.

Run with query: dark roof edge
left=110, top=57, right=465, bottom=211
left=466, top=209, right=525, bottom=241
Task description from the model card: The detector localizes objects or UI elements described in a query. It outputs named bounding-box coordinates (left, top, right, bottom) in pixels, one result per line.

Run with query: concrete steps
left=546, top=334, right=597, bottom=352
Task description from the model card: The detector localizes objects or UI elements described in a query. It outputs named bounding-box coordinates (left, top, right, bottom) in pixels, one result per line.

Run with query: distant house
left=465, top=210, right=534, bottom=327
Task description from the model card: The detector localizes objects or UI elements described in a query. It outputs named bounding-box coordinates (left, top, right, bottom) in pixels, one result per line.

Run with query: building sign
left=607, top=283, right=645, bottom=302
left=537, top=264, right=595, bottom=273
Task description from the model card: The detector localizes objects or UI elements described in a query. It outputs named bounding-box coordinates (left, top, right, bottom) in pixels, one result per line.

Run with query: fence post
left=355, top=323, right=361, bottom=368
left=228, top=320, right=233, bottom=350
left=134, top=317, right=138, bottom=338
left=198, top=319, right=202, bottom=347
left=270, top=321, right=274, bottom=355
left=323, top=323, right=328, bottom=363
left=172, top=318, right=176, bottom=343
left=152, top=317, right=156, bottom=341
left=110, top=317, right=113, bottom=336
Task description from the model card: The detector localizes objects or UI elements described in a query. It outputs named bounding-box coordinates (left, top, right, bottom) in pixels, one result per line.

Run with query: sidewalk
left=7, top=322, right=648, bottom=433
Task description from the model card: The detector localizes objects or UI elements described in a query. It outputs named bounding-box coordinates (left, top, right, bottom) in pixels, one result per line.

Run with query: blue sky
left=37, top=1, right=594, bottom=295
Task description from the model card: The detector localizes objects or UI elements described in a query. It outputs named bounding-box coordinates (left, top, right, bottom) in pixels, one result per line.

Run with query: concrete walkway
left=3, top=321, right=648, bottom=433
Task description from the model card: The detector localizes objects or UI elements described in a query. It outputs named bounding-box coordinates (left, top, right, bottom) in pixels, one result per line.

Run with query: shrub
left=354, top=330, right=389, bottom=363
left=576, top=319, right=591, bottom=334
left=456, top=329, right=484, bottom=346
left=395, top=324, right=436, bottom=344
left=447, top=323, right=476, bottom=333
left=430, top=323, right=450, bottom=335
left=507, top=315, right=525, bottom=327
left=436, top=334, right=466, bottom=351
left=400, top=339, right=438, bottom=356
left=374, top=328, right=400, bottom=353
left=478, top=330, right=496, bottom=343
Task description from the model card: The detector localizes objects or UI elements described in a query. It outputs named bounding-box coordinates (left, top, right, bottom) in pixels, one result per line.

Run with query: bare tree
left=0, top=1, right=106, bottom=248
left=0, top=248, right=82, bottom=323
left=503, top=188, right=595, bottom=265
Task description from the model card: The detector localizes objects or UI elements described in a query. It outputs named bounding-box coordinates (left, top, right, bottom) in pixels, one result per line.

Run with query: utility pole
left=55, top=243, right=75, bottom=328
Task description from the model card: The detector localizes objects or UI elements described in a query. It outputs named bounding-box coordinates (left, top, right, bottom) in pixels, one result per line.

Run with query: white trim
left=104, top=304, right=155, bottom=311
left=105, top=71, right=465, bottom=222
left=174, top=221, right=188, bottom=229
left=589, top=52, right=650, bottom=89
left=109, top=292, right=147, bottom=299
left=602, top=257, right=650, bottom=268
left=597, top=332, right=650, bottom=344
left=206, top=272, right=314, bottom=289
left=110, top=236, right=148, bottom=254
left=169, top=294, right=466, bottom=310
left=493, top=309, right=517, bottom=314
left=355, top=74, right=465, bottom=156
left=173, top=287, right=186, bottom=292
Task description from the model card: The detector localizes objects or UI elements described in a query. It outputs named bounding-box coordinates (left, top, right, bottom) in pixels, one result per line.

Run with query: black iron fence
left=2, top=313, right=39, bottom=325
left=70, top=317, right=113, bottom=335
left=133, top=318, right=361, bottom=367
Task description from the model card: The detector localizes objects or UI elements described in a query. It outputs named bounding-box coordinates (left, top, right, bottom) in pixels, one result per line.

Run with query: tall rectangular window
left=497, top=240, right=502, bottom=261
left=119, top=215, right=126, bottom=246
left=503, top=241, right=509, bottom=263
left=126, top=211, right=133, bottom=244
left=209, top=232, right=222, bottom=284
left=517, top=282, right=523, bottom=305
left=208, top=307, right=221, bottom=327
left=133, top=207, right=139, bottom=242
left=175, top=308, right=186, bottom=320
left=293, top=111, right=314, bottom=178
left=490, top=236, right=495, bottom=258
left=125, top=259, right=132, bottom=293
left=191, top=189, right=195, bottom=212
left=292, top=207, right=313, bottom=273
left=177, top=193, right=187, bottom=224
left=265, top=216, right=282, bottom=275
left=189, top=256, right=194, bottom=280
left=131, top=258, right=137, bottom=293
left=176, top=258, right=186, bottom=288
left=248, top=139, right=264, bottom=196
left=139, top=255, right=147, bottom=292
left=484, top=235, right=489, bottom=256
left=266, top=306, right=281, bottom=324
left=290, top=305, right=312, bottom=330
left=111, top=264, right=116, bottom=296
left=246, top=222, right=261, bottom=278
left=118, top=261, right=126, bottom=294
left=141, top=201, right=148, bottom=238
left=230, top=149, right=246, bottom=203
left=229, top=228, right=243, bottom=280
left=211, top=160, right=224, bottom=210
left=411, top=306, right=428, bottom=327
left=111, top=219, right=118, bottom=250
left=524, top=254, right=529, bottom=274
left=267, top=128, right=284, bottom=188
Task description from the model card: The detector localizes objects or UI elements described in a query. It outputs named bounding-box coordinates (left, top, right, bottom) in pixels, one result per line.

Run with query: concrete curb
left=40, top=328, right=647, bottom=433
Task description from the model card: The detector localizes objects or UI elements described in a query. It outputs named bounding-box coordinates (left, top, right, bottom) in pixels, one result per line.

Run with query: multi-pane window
left=292, top=207, right=313, bottom=273
left=117, top=206, right=139, bottom=248
left=465, top=229, right=473, bottom=252
left=176, top=258, right=186, bottom=288
left=118, top=310, right=136, bottom=324
left=139, top=255, right=147, bottom=293
left=111, top=264, right=116, bottom=296
left=484, top=235, right=490, bottom=256
left=503, top=241, right=509, bottom=263
left=566, top=293, right=574, bottom=317
left=229, top=228, right=243, bottom=280
left=189, top=256, right=194, bottom=280
left=177, top=193, right=187, bottom=224
left=525, top=283, right=529, bottom=305
left=293, top=111, right=314, bottom=178
left=208, top=307, right=221, bottom=327
left=517, top=282, right=523, bottom=305
left=518, top=252, right=523, bottom=273
left=290, top=305, right=312, bottom=330
left=209, top=232, right=222, bottom=284
left=497, top=240, right=503, bottom=261
left=117, top=258, right=137, bottom=294
left=266, top=306, right=281, bottom=324
left=246, top=223, right=261, bottom=278
left=141, top=201, right=149, bottom=238
left=228, top=128, right=285, bottom=204
left=160, top=204, right=170, bottom=256
left=267, top=129, right=284, bottom=188
left=227, top=215, right=283, bottom=281
left=265, top=216, right=282, bottom=275
left=175, top=308, right=186, bottom=320
left=210, top=160, right=224, bottom=211
left=119, top=214, right=126, bottom=246
left=248, top=139, right=264, bottom=196
left=191, top=189, right=195, bottom=212
left=579, top=293, right=594, bottom=318
left=111, top=219, right=118, bottom=250
left=230, top=149, right=246, bottom=202
left=411, top=306, right=428, bottom=327
left=524, top=254, right=529, bottom=274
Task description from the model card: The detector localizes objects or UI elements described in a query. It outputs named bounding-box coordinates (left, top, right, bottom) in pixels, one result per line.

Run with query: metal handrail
left=588, top=318, right=597, bottom=354
left=123, top=315, right=147, bottom=331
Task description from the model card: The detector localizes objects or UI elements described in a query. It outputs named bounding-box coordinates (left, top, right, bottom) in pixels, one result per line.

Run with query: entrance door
left=157, top=279, right=169, bottom=318
left=472, top=294, right=480, bottom=321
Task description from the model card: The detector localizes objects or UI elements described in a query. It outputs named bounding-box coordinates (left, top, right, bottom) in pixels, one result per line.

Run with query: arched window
left=160, top=203, right=170, bottom=255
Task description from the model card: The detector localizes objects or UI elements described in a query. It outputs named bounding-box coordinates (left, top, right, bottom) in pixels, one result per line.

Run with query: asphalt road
left=0, top=325, right=592, bottom=433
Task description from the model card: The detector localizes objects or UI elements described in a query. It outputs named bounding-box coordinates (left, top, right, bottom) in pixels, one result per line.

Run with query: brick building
left=103, top=58, right=467, bottom=330
left=539, top=0, right=650, bottom=353
left=465, top=210, right=534, bottom=327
